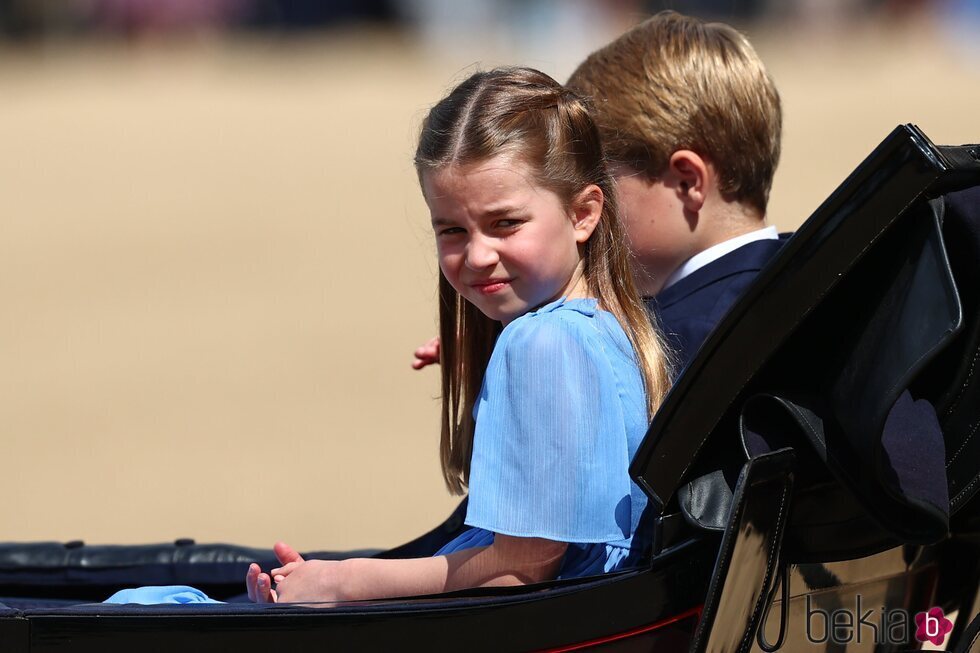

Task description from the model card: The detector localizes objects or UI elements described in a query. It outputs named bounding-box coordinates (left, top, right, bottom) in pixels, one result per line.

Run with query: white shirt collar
left=662, top=226, right=779, bottom=290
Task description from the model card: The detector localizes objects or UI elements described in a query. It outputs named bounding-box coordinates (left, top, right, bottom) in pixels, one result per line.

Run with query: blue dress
left=435, top=297, right=653, bottom=578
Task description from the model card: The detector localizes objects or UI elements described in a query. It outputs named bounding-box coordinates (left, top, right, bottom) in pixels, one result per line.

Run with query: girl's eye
left=436, top=226, right=464, bottom=236
left=496, top=219, right=522, bottom=229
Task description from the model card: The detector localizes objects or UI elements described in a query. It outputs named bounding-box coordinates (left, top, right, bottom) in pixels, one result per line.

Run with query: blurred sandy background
left=1, top=1, right=978, bottom=551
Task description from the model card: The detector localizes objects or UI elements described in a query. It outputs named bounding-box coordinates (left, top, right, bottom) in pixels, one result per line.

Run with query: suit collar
left=652, top=238, right=786, bottom=309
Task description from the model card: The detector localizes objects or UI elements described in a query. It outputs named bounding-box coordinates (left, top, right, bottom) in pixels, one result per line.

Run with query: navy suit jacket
left=646, top=238, right=786, bottom=370
left=645, top=234, right=946, bottom=523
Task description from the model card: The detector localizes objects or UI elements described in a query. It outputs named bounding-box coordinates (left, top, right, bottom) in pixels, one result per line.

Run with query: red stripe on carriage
left=541, top=605, right=703, bottom=652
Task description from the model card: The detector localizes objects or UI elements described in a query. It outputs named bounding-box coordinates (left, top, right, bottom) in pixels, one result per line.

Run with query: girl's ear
left=666, top=150, right=708, bottom=213
left=569, top=184, right=603, bottom=244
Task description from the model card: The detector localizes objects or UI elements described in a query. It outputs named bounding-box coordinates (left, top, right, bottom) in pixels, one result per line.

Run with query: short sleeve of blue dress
left=435, top=298, right=653, bottom=578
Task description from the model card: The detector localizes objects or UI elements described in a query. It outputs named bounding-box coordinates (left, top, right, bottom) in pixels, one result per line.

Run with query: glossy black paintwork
left=691, top=450, right=795, bottom=653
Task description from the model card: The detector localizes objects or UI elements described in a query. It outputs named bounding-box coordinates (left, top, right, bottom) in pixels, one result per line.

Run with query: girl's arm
left=249, top=535, right=567, bottom=603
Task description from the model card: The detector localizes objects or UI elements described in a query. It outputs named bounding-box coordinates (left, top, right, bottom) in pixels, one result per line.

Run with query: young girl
left=240, top=67, right=672, bottom=604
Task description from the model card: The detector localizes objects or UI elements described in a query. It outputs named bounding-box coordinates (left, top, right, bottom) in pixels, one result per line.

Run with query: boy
left=565, top=10, right=784, bottom=368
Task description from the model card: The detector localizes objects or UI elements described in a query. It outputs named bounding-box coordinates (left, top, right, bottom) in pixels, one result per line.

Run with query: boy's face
left=613, top=167, right=701, bottom=297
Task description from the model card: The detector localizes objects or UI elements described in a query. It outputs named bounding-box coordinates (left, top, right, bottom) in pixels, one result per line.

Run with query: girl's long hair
left=416, top=67, right=672, bottom=495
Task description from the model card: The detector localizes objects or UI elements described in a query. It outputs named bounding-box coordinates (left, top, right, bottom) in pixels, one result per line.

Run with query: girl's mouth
left=471, top=279, right=511, bottom=295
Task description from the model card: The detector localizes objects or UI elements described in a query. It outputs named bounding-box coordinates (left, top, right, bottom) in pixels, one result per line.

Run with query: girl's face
left=424, top=155, right=602, bottom=325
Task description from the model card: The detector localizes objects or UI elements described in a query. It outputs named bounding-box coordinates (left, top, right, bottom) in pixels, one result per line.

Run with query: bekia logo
left=914, top=607, right=953, bottom=646
left=806, top=596, right=952, bottom=647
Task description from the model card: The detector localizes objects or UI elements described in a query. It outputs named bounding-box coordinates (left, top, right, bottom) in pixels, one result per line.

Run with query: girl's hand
left=269, top=540, right=305, bottom=582
left=273, top=559, right=347, bottom=603
left=411, top=336, right=441, bottom=370
left=246, top=541, right=306, bottom=603
left=246, top=562, right=278, bottom=603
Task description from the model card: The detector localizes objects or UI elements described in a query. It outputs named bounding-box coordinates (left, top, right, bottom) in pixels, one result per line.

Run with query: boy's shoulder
left=650, top=236, right=788, bottom=368
left=656, top=236, right=787, bottom=311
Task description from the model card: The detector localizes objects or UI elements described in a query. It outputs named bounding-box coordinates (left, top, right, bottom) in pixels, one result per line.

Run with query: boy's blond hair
left=567, top=11, right=781, bottom=215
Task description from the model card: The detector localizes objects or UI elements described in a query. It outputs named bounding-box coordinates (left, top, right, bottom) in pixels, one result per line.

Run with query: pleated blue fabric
left=105, top=585, right=222, bottom=604
left=436, top=298, right=653, bottom=578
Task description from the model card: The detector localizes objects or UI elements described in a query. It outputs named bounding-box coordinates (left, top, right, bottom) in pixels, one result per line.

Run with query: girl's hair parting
left=416, top=67, right=672, bottom=495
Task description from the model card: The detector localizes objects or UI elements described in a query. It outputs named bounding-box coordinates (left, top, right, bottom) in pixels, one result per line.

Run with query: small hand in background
left=411, top=336, right=441, bottom=370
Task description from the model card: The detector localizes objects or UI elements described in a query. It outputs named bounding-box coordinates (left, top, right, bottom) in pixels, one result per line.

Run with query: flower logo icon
left=915, top=607, right=953, bottom=646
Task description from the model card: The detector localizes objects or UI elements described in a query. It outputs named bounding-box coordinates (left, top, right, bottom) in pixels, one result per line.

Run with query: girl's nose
left=464, top=236, right=500, bottom=270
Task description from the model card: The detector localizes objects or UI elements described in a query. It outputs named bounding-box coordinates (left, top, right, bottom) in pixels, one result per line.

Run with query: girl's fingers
left=245, top=563, right=260, bottom=603
left=243, top=542, right=300, bottom=603
left=256, top=572, right=274, bottom=603
left=273, top=541, right=305, bottom=566
left=270, top=561, right=300, bottom=577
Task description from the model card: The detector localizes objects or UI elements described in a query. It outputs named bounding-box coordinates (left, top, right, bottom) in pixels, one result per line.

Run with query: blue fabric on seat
left=104, top=585, right=222, bottom=605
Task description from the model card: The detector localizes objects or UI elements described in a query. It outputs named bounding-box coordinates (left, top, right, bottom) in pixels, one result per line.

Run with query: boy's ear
left=667, top=150, right=708, bottom=213
left=569, top=184, right=603, bottom=244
